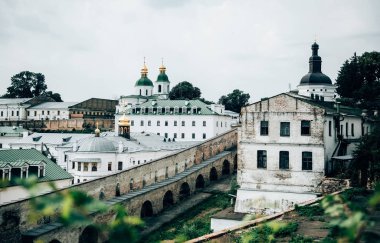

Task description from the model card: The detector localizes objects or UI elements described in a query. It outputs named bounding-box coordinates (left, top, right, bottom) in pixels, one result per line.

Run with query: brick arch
left=222, top=160, right=230, bottom=176
left=195, top=174, right=205, bottom=189
left=141, top=200, right=153, bottom=218
left=210, top=167, right=218, bottom=181
left=163, top=190, right=174, bottom=210
left=79, top=225, right=98, bottom=243
left=178, top=182, right=191, bottom=201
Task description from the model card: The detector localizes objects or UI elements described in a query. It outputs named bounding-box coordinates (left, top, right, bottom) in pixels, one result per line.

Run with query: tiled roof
left=0, top=149, right=72, bottom=183
left=28, top=102, right=78, bottom=109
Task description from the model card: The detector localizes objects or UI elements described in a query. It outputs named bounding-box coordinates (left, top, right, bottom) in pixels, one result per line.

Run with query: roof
left=28, top=102, right=78, bottom=109
left=10, top=133, right=93, bottom=146
left=77, top=137, right=117, bottom=152
left=300, top=72, right=332, bottom=85
left=156, top=73, right=170, bottom=82
left=0, top=98, right=32, bottom=105
left=0, top=126, right=29, bottom=136
left=0, top=149, right=72, bottom=183
left=122, top=99, right=217, bottom=115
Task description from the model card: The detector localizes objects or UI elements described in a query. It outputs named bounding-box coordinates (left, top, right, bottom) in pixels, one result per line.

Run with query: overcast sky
left=0, top=0, right=379, bottom=103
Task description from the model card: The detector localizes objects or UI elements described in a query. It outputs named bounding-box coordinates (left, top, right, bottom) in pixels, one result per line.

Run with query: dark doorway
left=163, top=191, right=174, bottom=210
left=141, top=201, right=153, bottom=218
left=222, top=160, right=230, bottom=176
left=49, top=240, right=61, bottom=243
left=195, top=174, right=205, bottom=189
left=233, top=155, right=238, bottom=173
left=210, top=167, right=218, bottom=181
left=79, top=225, right=98, bottom=243
left=115, top=183, right=120, bottom=196
left=179, top=182, right=190, bottom=201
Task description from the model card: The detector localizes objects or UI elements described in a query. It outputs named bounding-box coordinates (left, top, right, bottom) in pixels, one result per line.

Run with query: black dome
left=299, top=42, right=332, bottom=85
left=300, top=72, right=332, bottom=85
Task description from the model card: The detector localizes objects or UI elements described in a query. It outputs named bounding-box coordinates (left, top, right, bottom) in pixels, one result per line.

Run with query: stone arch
left=99, top=190, right=105, bottom=200
left=210, top=167, right=218, bottom=181
left=163, top=190, right=174, bottom=210
left=79, top=225, right=99, bottom=243
left=130, top=178, right=134, bottom=191
left=195, top=174, right=205, bottom=189
left=115, top=183, right=120, bottom=196
left=141, top=200, right=153, bottom=218
left=233, top=154, right=238, bottom=173
left=179, top=182, right=191, bottom=201
left=222, top=160, right=230, bottom=176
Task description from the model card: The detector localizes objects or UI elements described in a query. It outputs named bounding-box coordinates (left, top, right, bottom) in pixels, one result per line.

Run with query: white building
left=0, top=148, right=72, bottom=205
left=26, top=102, right=78, bottom=120
left=116, top=63, right=236, bottom=141
left=235, top=42, right=372, bottom=214
left=0, top=98, right=31, bottom=121
left=65, top=121, right=198, bottom=183
left=0, top=126, right=30, bottom=149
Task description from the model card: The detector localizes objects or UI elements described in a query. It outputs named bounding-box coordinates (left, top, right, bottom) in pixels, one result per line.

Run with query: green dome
left=135, top=77, right=154, bottom=87
left=157, top=73, right=170, bottom=82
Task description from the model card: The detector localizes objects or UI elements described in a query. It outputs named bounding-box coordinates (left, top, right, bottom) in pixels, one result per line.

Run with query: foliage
left=229, top=176, right=240, bottom=195
left=294, top=204, right=324, bottom=218
left=169, top=81, right=201, bottom=100
left=351, top=124, right=380, bottom=187
left=19, top=177, right=143, bottom=242
left=240, top=222, right=298, bottom=243
left=198, top=97, right=214, bottom=105
left=335, top=52, right=380, bottom=109
left=2, top=71, right=63, bottom=101
left=218, top=89, right=250, bottom=113
left=289, top=234, right=313, bottom=243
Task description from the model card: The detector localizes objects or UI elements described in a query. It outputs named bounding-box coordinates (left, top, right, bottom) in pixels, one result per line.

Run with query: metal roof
left=0, top=149, right=72, bottom=182
left=28, top=102, right=78, bottom=109
left=11, top=133, right=93, bottom=145
left=0, top=98, right=31, bottom=105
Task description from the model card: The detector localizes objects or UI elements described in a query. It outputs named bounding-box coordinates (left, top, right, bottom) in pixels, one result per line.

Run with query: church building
left=235, top=42, right=373, bottom=214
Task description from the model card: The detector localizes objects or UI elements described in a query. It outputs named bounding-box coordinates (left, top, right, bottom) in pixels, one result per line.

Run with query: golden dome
left=118, top=114, right=130, bottom=126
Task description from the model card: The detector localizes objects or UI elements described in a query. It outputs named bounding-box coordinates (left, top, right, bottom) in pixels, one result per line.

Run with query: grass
left=142, top=192, right=231, bottom=242
left=295, top=204, right=324, bottom=218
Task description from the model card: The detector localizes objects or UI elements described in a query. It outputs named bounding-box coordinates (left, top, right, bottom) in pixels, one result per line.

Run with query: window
left=108, top=162, right=112, bottom=171
left=192, top=133, right=195, bottom=139
left=158, top=85, right=162, bottom=92
left=279, top=151, right=289, bottom=169
left=302, top=152, right=312, bottom=170
left=64, top=155, right=68, bottom=162
left=11, top=111, right=14, bottom=116
left=131, top=120, right=134, bottom=126
left=351, top=123, right=354, bottom=136
left=58, top=111, right=60, bottom=115
left=157, top=132, right=160, bottom=136
left=157, top=121, right=160, bottom=126
left=72, top=162, right=75, bottom=169
left=203, top=133, right=206, bottom=139
left=148, top=120, right=151, bottom=126
left=165, top=121, right=168, bottom=126
left=16, top=111, right=19, bottom=116
left=260, top=121, right=269, bottom=135
left=182, top=121, right=185, bottom=126
left=0, top=111, right=3, bottom=116
left=84, top=163, right=88, bottom=171
left=216, top=121, right=218, bottom=127
left=203, top=121, right=206, bottom=126
left=91, top=163, right=97, bottom=171
left=78, top=162, right=81, bottom=171
left=329, top=121, right=332, bottom=137
left=340, top=124, right=343, bottom=136
left=34, top=111, right=37, bottom=116
left=140, top=120, right=144, bottom=126
left=181, top=133, right=185, bottom=139
left=118, top=161, right=123, bottom=170
left=165, top=133, right=168, bottom=138
left=174, top=133, right=177, bottom=139
left=174, top=121, right=177, bottom=126
left=280, top=122, right=290, bottom=136
left=346, top=122, right=348, bottom=137
left=42, top=110, right=44, bottom=115
left=192, top=121, right=196, bottom=126
left=47, top=111, right=50, bottom=115
left=301, top=120, right=311, bottom=136
left=257, top=150, right=267, bottom=168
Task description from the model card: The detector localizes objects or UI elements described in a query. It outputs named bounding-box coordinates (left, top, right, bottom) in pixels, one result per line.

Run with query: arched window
left=139, top=89, right=142, bottom=96
left=145, top=90, right=148, bottom=96
left=158, top=85, right=162, bottom=93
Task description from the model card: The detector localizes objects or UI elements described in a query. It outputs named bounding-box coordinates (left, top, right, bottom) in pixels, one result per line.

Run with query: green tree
left=169, top=81, right=201, bottom=100
left=336, top=52, right=380, bottom=108
left=218, top=89, right=250, bottom=113
left=2, top=71, right=63, bottom=101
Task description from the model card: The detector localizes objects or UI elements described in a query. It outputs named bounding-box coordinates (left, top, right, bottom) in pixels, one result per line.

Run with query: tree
left=336, top=52, right=380, bottom=109
left=218, top=89, right=250, bottom=113
left=2, top=71, right=63, bottom=101
left=169, top=81, right=201, bottom=100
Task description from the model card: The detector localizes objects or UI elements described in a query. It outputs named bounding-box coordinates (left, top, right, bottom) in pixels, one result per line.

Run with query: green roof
left=156, top=73, right=169, bottom=82
left=125, top=99, right=217, bottom=115
left=0, top=149, right=72, bottom=183
left=0, top=126, right=28, bottom=137
left=135, top=77, right=154, bottom=87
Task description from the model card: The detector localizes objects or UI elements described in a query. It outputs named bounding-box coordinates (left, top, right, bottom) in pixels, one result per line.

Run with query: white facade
left=0, top=98, right=31, bottom=121
left=26, top=102, right=77, bottom=120
left=297, top=84, right=337, bottom=102
left=235, top=93, right=370, bottom=214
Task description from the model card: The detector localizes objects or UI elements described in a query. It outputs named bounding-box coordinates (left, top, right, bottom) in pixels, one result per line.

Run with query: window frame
left=257, top=150, right=267, bottom=169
